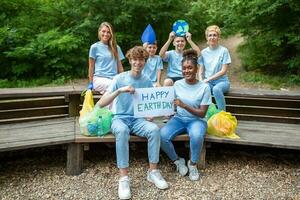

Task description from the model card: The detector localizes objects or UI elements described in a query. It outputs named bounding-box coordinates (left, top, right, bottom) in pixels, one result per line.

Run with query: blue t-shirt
left=174, top=79, right=212, bottom=121
left=198, top=45, right=231, bottom=81
left=107, top=71, right=153, bottom=119
left=163, top=50, right=183, bottom=78
left=89, top=41, right=125, bottom=79
left=142, top=55, right=163, bottom=83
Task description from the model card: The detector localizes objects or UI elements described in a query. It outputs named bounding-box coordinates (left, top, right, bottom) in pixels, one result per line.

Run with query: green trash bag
left=79, top=106, right=113, bottom=136
left=205, top=103, right=221, bottom=120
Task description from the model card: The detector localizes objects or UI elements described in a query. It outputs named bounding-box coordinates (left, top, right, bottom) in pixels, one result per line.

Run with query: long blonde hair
left=98, top=22, right=118, bottom=59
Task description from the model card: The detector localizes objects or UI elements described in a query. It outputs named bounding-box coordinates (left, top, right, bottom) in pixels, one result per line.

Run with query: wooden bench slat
left=0, top=114, right=69, bottom=124
left=234, top=114, right=300, bottom=124
left=0, top=136, right=74, bottom=152
left=0, top=118, right=76, bottom=151
left=0, top=96, right=66, bottom=109
left=0, top=106, right=68, bottom=120
left=226, top=96, right=300, bottom=108
left=227, top=105, right=300, bottom=117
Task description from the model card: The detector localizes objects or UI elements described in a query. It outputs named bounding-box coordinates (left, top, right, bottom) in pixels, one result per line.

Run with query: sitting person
left=142, top=42, right=163, bottom=87
left=98, top=46, right=168, bottom=200
left=198, top=25, right=231, bottom=110
left=159, top=31, right=200, bottom=86
left=88, top=22, right=124, bottom=93
left=160, top=49, right=211, bottom=181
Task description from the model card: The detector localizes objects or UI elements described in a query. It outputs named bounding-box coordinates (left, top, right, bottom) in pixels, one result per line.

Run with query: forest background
left=0, top=0, right=299, bottom=88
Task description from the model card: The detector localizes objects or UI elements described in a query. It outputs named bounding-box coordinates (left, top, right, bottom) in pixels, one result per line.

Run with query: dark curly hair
left=182, top=49, right=198, bottom=67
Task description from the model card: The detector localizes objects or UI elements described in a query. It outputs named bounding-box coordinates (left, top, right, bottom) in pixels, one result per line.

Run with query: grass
left=240, top=71, right=300, bottom=90
left=0, top=76, right=69, bottom=88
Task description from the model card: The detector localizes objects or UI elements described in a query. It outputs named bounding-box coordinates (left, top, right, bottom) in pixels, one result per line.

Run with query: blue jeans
left=208, top=79, right=230, bottom=111
left=160, top=116, right=207, bottom=164
left=111, top=117, right=160, bottom=169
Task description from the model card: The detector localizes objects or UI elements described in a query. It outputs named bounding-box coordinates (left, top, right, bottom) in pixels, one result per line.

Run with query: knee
left=163, top=79, right=173, bottom=86
left=113, top=126, right=130, bottom=142
left=212, top=86, right=222, bottom=95
left=147, top=125, right=160, bottom=139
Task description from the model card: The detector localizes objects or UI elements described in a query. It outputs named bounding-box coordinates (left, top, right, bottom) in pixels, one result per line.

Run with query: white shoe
left=118, top=176, right=131, bottom=199
left=188, top=160, right=200, bottom=181
left=174, top=157, right=188, bottom=176
left=147, top=169, right=169, bottom=189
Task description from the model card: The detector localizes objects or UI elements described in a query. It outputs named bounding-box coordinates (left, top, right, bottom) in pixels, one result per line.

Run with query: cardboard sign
left=133, top=87, right=175, bottom=117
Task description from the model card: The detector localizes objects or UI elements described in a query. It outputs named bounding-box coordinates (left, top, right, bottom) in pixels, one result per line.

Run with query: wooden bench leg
left=66, top=143, right=83, bottom=175
left=198, top=142, right=206, bottom=169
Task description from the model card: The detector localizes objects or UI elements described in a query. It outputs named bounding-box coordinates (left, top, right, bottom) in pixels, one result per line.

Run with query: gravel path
left=0, top=143, right=299, bottom=200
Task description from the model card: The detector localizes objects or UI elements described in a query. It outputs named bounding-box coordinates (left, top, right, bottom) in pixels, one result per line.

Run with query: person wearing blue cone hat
left=159, top=20, right=200, bottom=87
left=141, top=24, right=163, bottom=87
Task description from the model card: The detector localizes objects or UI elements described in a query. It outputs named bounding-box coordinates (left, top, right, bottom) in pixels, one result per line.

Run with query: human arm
left=159, top=31, right=175, bottom=59
left=88, top=58, right=95, bottom=82
left=198, top=65, right=205, bottom=81
left=117, top=60, right=124, bottom=73
left=203, top=64, right=229, bottom=83
left=174, top=99, right=209, bottom=118
left=98, top=85, right=135, bottom=107
left=186, top=32, right=201, bottom=56
left=155, top=69, right=162, bottom=87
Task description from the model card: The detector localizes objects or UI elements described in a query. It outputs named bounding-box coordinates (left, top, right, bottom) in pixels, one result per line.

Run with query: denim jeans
left=208, top=79, right=230, bottom=111
left=160, top=116, right=207, bottom=164
left=111, top=117, right=160, bottom=169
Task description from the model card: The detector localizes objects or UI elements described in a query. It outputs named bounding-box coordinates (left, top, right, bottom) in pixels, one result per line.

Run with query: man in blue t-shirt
left=98, top=46, right=168, bottom=200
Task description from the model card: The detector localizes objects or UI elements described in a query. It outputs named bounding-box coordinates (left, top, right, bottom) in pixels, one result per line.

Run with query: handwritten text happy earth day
left=133, top=87, right=175, bottom=117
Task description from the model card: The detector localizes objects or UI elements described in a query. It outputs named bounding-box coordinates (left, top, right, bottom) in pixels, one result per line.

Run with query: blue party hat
left=141, top=24, right=156, bottom=44
left=172, top=20, right=189, bottom=37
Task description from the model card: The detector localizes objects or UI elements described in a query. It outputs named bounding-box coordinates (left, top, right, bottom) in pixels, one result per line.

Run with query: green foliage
left=240, top=71, right=300, bottom=89
left=0, top=0, right=299, bottom=88
left=227, top=0, right=300, bottom=76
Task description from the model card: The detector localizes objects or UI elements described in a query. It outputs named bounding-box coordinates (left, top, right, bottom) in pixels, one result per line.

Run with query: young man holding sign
left=98, top=46, right=168, bottom=200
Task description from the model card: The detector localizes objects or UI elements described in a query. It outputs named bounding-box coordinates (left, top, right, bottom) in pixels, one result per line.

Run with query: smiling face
left=182, top=60, right=198, bottom=83
left=206, top=30, right=219, bottom=48
left=99, top=25, right=111, bottom=44
left=130, top=58, right=146, bottom=75
left=146, top=44, right=157, bottom=56
left=173, top=36, right=186, bottom=51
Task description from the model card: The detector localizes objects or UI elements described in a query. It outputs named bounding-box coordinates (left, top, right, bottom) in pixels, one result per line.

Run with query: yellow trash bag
left=79, top=89, right=94, bottom=117
left=207, top=111, right=240, bottom=139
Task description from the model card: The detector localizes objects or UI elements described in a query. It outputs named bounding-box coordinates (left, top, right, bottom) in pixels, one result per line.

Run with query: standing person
left=142, top=42, right=163, bottom=87
left=98, top=46, right=168, bottom=200
left=159, top=31, right=200, bottom=86
left=198, top=25, right=231, bottom=110
left=160, top=49, right=211, bottom=181
left=88, top=22, right=125, bottom=93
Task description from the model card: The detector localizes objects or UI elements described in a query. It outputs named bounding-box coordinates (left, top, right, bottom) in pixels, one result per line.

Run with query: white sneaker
left=188, top=160, right=200, bottom=181
left=147, top=169, right=169, bottom=189
left=118, top=176, right=131, bottom=199
left=174, top=157, right=188, bottom=176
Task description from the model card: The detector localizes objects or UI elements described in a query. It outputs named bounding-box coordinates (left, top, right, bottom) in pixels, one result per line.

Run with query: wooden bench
left=0, top=86, right=299, bottom=176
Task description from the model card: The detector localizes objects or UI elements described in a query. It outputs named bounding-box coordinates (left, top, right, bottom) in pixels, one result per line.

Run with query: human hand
left=146, top=117, right=154, bottom=122
left=168, top=31, right=176, bottom=41
left=87, top=82, right=94, bottom=90
left=155, top=82, right=161, bottom=87
left=203, top=79, right=209, bottom=83
left=118, top=85, right=135, bottom=94
left=174, top=99, right=186, bottom=108
left=186, top=32, right=192, bottom=42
